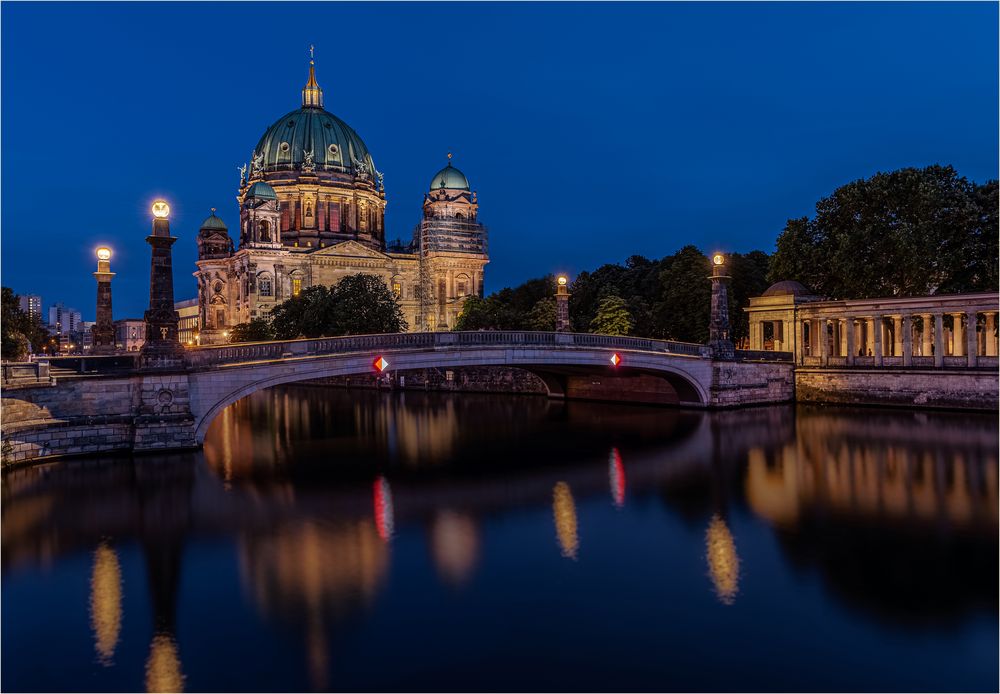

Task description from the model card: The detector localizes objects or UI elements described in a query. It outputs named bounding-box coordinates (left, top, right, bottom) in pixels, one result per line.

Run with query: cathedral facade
left=195, top=55, right=488, bottom=345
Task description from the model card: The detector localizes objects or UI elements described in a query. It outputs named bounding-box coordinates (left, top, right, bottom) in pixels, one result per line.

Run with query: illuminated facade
left=195, top=54, right=488, bottom=344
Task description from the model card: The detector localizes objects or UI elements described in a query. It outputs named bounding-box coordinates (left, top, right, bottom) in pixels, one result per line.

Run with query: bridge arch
left=188, top=341, right=712, bottom=443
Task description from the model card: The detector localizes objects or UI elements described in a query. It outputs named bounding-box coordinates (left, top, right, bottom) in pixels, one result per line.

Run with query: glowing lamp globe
left=96, top=247, right=112, bottom=261
left=557, top=276, right=568, bottom=286
left=151, top=200, right=170, bottom=219
left=712, top=253, right=725, bottom=266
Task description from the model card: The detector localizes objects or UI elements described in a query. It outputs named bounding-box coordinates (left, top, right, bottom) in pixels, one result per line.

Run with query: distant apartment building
left=18, top=294, right=42, bottom=322
left=114, top=319, right=146, bottom=352
left=175, top=298, right=200, bottom=346
left=48, top=302, right=82, bottom=336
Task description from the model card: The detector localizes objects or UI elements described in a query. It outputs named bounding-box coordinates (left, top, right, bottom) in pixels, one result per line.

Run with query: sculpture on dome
left=375, top=168, right=385, bottom=191
left=353, top=155, right=370, bottom=181
left=250, top=151, right=264, bottom=177
left=302, top=148, right=315, bottom=172
left=238, top=162, right=247, bottom=186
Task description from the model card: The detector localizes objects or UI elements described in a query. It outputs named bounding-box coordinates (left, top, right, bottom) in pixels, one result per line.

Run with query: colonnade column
left=795, top=317, right=805, bottom=364
left=933, top=313, right=944, bottom=367
left=892, top=316, right=903, bottom=356
left=986, top=313, right=997, bottom=357
left=845, top=317, right=855, bottom=366
left=865, top=317, right=875, bottom=357
left=966, top=311, right=978, bottom=367
left=902, top=314, right=912, bottom=367
left=784, top=319, right=793, bottom=355
left=873, top=315, right=883, bottom=366
left=819, top=318, right=829, bottom=365
left=951, top=312, right=965, bottom=357
left=921, top=313, right=932, bottom=357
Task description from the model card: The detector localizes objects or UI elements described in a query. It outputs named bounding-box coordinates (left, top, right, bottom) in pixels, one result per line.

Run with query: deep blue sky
left=2, top=2, right=997, bottom=320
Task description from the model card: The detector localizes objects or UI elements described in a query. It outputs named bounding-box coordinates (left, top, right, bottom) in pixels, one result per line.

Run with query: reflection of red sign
left=373, top=356, right=389, bottom=372
left=610, top=353, right=621, bottom=367
left=609, top=448, right=626, bottom=508
left=373, top=476, right=394, bottom=542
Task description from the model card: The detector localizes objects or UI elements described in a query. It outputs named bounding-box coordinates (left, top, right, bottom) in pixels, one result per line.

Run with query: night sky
left=2, top=2, right=996, bottom=320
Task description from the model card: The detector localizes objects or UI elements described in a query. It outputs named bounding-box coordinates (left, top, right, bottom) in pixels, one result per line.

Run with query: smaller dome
left=430, top=163, right=470, bottom=191
left=246, top=181, right=277, bottom=200
left=200, top=210, right=228, bottom=231
left=763, top=280, right=811, bottom=297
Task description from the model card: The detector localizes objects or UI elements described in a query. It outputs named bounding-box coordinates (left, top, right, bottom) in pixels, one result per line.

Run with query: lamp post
left=555, top=275, right=570, bottom=332
left=91, top=247, right=116, bottom=354
left=140, top=200, right=184, bottom=367
left=708, top=253, right=735, bottom=360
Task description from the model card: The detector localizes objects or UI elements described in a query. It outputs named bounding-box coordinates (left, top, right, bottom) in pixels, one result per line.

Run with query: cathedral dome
left=245, top=181, right=277, bottom=200
left=430, top=162, right=470, bottom=191
left=200, top=210, right=228, bottom=231
left=252, top=107, right=377, bottom=176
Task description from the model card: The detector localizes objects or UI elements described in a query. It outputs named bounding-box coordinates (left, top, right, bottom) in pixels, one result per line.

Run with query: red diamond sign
left=610, top=353, right=621, bottom=367
left=373, top=356, right=390, bottom=372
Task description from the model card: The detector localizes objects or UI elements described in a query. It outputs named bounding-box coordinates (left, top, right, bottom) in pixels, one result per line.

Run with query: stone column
left=91, top=248, right=116, bottom=354
left=921, top=313, right=932, bottom=357
left=795, top=317, right=805, bottom=364
left=554, top=276, right=570, bottom=332
left=865, top=317, right=874, bottom=357
left=951, top=312, right=965, bottom=357
left=784, top=319, right=793, bottom=355
left=845, top=317, right=855, bottom=366
left=819, top=318, right=829, bottom=365
left=892, top=316, right=902, bottom=356
left=140, top=202, right=184, bottom=368
left=873, top=315, right=883, bottom=366
left=838, top=319, right=847, bottom=357
left=966, top=311, right=978, bottom=367
left=933, top=313, right=944, bottom=367
left=707, top=255, right=734, bottom=360
left=986, top=312, right=997, bottom=357
left=902, top=314, right=912, bottom=367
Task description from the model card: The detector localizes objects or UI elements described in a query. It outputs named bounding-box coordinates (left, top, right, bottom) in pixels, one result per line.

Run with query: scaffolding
left=414, top=216, right=488, bottom=331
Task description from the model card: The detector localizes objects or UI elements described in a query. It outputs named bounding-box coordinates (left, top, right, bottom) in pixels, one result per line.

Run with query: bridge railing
left=735, top=349, right=794, bottom=363
left=183, top=331, right=709, bottom=368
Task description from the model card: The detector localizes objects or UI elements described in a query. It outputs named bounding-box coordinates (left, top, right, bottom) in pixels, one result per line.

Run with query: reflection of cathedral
left=195, top=52, right=488, bottom=344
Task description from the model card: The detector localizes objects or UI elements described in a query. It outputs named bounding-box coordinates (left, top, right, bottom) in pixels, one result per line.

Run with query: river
left=2, top=386, right=997, bottom=692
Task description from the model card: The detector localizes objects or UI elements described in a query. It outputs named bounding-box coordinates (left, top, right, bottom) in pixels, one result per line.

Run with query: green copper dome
left=430, top=162, right=470, bottom=191
left=246, top=181, right=278, bottom=200
left=200, top=210, right=228, bottom=231
left=252, top=107, right=377, bottom=176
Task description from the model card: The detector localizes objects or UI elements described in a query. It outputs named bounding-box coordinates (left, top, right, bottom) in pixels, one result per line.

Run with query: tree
left=229, top=318, right=275, bottom=343
left=331, top=273, right=407, bottom=335
left=268, top=274, right=407, bottom=339
left=525, top=297, right=556, bottom=331
left=658, top=246, right=711, bottom=343
left=768, top=165, right=999, bottom=298
left=2, top=287, right=49, bottom=361
left=590, top=295, right=633, bottom=336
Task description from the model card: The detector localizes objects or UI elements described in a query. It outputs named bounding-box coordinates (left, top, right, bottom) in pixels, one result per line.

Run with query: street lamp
left=151, top=200, right=170, bottom=219
left=96, top=247, right=112, bottom=261
left=712, top=253, right=725, bottom=266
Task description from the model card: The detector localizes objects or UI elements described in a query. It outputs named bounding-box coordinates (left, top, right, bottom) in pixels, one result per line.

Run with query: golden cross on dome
left=211, top=207, right=216, bottom=214
left=310, top=45, right=314, bottom=63
left=447, top=152, right=452, bottom=161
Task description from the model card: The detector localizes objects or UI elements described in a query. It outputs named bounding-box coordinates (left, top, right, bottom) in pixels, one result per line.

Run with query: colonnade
left=800, top=309, right=998, bottom=368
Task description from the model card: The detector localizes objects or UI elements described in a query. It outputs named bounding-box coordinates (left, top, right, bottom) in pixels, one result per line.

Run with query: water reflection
left=429, top=511, right=480, bottom=587
left=608, top=448, right=626, bottom=508
left=1, top=391, right=997, bottom=692
left=552, top=481, right=580, bottom=560
left=705, top=515, right=740, bottom=605
left=89, top=542, right=122, bottom=666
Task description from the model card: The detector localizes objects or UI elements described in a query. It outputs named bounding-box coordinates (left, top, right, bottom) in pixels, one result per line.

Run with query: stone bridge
left=1, top=331, right=793, bottom=464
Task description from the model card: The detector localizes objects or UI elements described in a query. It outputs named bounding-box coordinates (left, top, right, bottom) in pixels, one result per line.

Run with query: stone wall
left=711, top=361, right=796, bottom=407
left=1, top=371, right=197, bottom=466
left=795, top=368, right=999, bottom=410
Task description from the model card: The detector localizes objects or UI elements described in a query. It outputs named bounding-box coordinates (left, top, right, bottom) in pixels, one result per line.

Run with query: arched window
left=455, top=274, right=470, bottom=298
left=258, top=274, right=273, bottom=297
left=259, top=220, right=271, bottom=242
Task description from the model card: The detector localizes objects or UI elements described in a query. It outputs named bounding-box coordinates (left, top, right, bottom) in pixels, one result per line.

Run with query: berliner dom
left=195, top=50, right=489, bottom=344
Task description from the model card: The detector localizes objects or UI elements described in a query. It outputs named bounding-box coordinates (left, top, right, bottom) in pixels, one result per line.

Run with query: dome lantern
left=301, top=45, right=323, bottom=109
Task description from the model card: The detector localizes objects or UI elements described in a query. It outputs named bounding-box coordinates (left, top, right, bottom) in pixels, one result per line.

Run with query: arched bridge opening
left=186, top=332, right=713, bottom=443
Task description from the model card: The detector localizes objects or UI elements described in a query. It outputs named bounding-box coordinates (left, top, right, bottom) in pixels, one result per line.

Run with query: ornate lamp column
left=140, top=200, right=184, bottom=368
left=708, top=253, right=734, bottom=360
left=555, top=275, right=571, bottom=332
left=91, top=247, right=116, bottom=354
